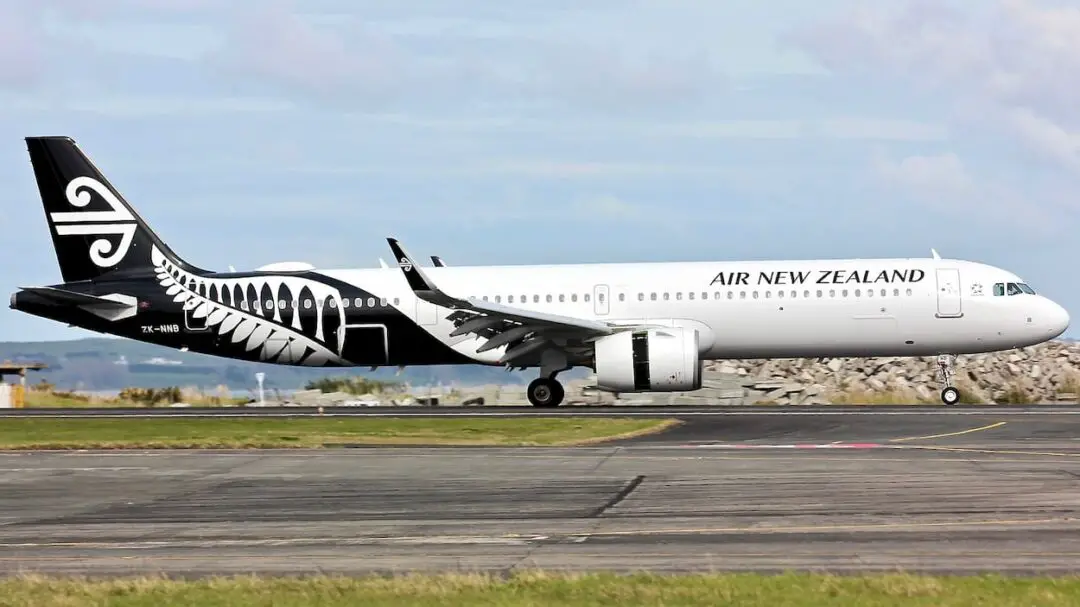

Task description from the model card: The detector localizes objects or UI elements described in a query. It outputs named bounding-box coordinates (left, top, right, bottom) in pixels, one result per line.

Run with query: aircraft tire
left=940, top=386, right=960, bottom=405
left=527, top=377, right=564, bottom=407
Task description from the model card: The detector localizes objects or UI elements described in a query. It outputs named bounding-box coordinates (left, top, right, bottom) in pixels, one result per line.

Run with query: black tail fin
left=25, top=136, right=204, bottom=283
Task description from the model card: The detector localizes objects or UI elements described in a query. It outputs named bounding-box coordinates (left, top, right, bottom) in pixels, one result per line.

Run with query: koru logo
left=48, top=176, right=137, bottom=268
left=399, top=257, right=413, bottom=272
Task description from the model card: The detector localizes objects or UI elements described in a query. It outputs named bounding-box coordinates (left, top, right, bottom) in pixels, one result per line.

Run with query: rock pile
left=565, top=340, right=1080, bottom=405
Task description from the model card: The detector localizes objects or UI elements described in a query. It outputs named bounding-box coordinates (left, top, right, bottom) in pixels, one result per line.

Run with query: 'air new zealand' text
left=709, top=269, right=927, bottom=287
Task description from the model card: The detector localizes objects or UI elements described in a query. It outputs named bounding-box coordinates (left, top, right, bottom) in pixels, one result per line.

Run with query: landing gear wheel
left=941, top=387, right=960, bottom=405
left=936, top=354, right=959, bottom=405
left=527, top=377, right=564, bottom=408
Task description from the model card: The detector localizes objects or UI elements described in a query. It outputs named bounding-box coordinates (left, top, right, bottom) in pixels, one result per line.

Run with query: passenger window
left=906, top=288, right=913, bottom=296
left=727, top=291, right=734, bottom=299
left=379, top=297, right=387, bottom=306
left=676, top=292, right=683, bottom=300
left=559, top=294, right=565, bottom=302
left=394, top=298, right=400, bottom=305
left=584, top=294, right=590, bottom=302
left=637, top=293, right=644, bottom=301
left=571, top=294, right=578, bottom=302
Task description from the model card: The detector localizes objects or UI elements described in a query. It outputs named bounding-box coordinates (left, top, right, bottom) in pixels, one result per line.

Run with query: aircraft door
left=182, top=297, right=209, bottom=331
left=415, top=298, right=439, bottom=326
left=337, top=323, right=390, bottom=365
left=935, top=268, right=963, bottom=318
left=593, top=284, right=610, bottom=315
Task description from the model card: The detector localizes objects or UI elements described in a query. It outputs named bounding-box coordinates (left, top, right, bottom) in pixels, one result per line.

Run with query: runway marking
left=903, top=445, right=1080, bottom=458
left=687, top=443, right=884, bottom=450
left=1, top=518, right=1074, bottom=550
left=888, top=421, right=1008, bottom=443
left=0, top=467, right=150, bottom=472
left=557, top=517, right=1078, bottom=539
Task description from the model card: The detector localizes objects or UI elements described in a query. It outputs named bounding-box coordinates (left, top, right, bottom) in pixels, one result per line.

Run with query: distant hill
left=0, top=337, right=577, bottom=392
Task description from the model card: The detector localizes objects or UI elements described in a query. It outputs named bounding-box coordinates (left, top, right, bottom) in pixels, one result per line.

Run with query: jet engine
left=593, top=327, right=703, bottom=392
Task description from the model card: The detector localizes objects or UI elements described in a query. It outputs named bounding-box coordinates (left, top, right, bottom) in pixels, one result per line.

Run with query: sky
left=1, top=0, right=1078, bottom=341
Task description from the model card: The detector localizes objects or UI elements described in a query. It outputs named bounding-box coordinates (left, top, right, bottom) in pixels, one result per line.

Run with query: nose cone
left=1044, top=298, right=1070, bottom=338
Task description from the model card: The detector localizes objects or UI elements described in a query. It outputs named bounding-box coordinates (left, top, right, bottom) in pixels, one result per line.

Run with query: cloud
left=787, top=0, right=1080, bottom=177
left=0, top=4, right=44, bottom=89
left=204, top=2, right=724, bottom=113
left=870, top=150, right=1064, bottom=234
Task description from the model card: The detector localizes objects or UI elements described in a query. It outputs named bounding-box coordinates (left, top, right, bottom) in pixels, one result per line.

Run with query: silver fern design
left=150, top=246, right=349, bottom=366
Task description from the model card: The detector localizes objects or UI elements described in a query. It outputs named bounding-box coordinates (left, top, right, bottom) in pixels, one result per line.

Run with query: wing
left=387, top=238, right=619, bottom=366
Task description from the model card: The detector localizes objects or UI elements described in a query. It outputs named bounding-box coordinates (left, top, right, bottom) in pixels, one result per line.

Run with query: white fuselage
left=321, top=256, right=1070, bottom=364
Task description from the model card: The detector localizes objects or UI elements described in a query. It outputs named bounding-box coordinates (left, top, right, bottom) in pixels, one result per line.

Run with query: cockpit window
left=994, top=282, right=1036, bottom=296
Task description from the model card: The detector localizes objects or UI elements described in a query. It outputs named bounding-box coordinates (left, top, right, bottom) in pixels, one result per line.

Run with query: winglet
left=931, top=248, right=941, bottom=260
left=386, top=238, right=442, bottom=294
left=431, top=255, right=447, bottom=267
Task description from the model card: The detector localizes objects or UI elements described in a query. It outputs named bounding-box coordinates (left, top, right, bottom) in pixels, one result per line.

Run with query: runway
left=4, top=403, right=1080, bottom=417
left=2, top=407, right=1080, bottom=576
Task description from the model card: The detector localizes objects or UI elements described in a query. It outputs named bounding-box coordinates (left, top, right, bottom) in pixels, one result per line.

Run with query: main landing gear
left=527, top=376, right=564, bottom=408
left=526, top=350, right=569, bottom=408
left=938, top=354, right=960, bottom=405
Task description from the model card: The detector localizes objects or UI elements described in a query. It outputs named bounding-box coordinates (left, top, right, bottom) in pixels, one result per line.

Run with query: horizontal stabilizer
left=18, top=286, right=129, bottom=308
left=18, top=286, right=138, bottom=322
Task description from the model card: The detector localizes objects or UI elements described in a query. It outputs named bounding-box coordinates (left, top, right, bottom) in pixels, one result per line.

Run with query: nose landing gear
left=938, top=354, right=960, bottom=405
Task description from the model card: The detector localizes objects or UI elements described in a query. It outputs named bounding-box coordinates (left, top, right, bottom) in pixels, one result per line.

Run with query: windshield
left=994, top=282, right=1036, bottom=296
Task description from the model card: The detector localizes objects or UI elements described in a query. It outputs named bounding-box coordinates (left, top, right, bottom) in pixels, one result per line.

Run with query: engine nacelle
left=594, top=327, right=703, bottom=392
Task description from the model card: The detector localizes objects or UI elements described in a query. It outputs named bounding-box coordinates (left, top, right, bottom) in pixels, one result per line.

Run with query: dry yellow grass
left=2, top=571, right=1079, bottom=606
left=0, top=417, right=678, bottom=449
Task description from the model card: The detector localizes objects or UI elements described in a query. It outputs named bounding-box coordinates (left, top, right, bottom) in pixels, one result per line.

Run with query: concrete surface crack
left=590, top=475, right=645, bottom=518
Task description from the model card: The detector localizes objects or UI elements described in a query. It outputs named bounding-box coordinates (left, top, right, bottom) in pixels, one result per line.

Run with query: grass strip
left=2, top=571, right=1080, bottom=606
left=0, top=416, right=679, bottom=449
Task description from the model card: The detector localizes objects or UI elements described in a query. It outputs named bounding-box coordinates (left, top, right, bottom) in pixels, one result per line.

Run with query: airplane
left=8, top=136, right=1071, bottom=407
